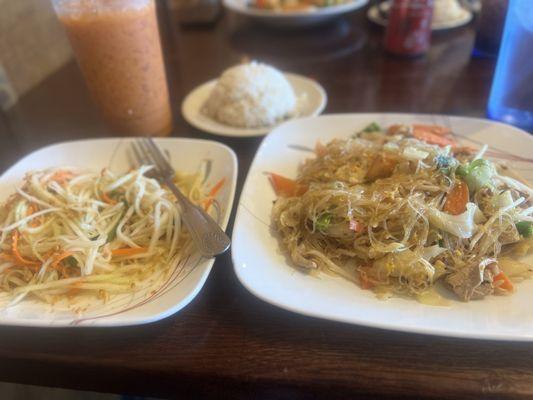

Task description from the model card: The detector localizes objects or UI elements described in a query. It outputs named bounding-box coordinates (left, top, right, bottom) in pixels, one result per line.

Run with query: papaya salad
left=271, top=123, right=533, bottom=303
left=0, top=166, right=224, bottom=309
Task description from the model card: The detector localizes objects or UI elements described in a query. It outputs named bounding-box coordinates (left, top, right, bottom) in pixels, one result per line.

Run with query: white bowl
left=0, top=137, right=237, bottom=327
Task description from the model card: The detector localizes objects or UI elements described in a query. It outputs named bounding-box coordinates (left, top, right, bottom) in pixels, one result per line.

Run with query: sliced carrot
left=203, top=178, right=226, bottom=211
left=443, top=181, right=469, bottom=215
left=11, top=230, right=39, bottom=266
left=412, top=124, right=451, bottom=136
left=412, top=128, right=456, bottom=147
left=349, top=219, right=365, bottom=233
left=268, top=173, right=308, bottom=197
left=111, top=247, right=147, bottom=256
left=494, top=271, right=514, bottom=291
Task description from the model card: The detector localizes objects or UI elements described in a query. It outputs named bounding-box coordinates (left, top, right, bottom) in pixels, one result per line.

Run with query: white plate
left=0, top=138, right=237, bottom=327
left=181, top=73, right=327, bottom=138
left=367, top=4, right=473, bottom=31
left=223, top=0, right=368, bottom=27
left=232, top=113, right=533, bottom=341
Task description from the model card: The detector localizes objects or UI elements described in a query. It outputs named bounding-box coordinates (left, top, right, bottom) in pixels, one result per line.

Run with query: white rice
left=202, top=62, right=297, bottom=128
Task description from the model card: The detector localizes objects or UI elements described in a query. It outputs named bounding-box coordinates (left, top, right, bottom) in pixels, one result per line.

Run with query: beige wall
left=0, top=0, right=72, bottom=109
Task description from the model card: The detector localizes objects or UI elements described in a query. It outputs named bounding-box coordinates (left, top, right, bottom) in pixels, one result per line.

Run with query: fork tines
left=132, top=137, right=173, bottom=178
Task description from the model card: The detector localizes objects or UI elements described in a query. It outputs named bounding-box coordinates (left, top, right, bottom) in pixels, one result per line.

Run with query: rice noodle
left=272, top=125, right=533, bottom=302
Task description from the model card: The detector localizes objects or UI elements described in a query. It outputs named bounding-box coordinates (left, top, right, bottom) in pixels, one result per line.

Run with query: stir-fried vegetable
left=269, top=173, right=307, bottom=197
left=315, top=213, right=332, bottom=232
left=516, top=221, right=533, bottom=238
left=443, top=181, right=469, bottom=215
left=428, top=203, right=478, bottom=239
left=456, top=158, right=495, bottom=192
left=271, top=122, right=533, bottom=302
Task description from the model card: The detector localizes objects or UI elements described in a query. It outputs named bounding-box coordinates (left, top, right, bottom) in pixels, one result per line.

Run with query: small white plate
left=223, top=0, right=368, bottom=27
left=232, top=113, right=533, bottom=341
left=181, top=73, right=327, bottom=138
left=0, top=137, right=237, bottom=327
left=367, top=4, right=473, bottom=31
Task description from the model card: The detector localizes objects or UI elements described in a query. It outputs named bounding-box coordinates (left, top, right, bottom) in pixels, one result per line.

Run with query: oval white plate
left=0, top=138, right=237, bottom=327
left=223, top=0, right=368, bottom=27
left=181, top=73, right=327, bottom=138
left=232, top=113, right=533, bottom=341
left=367, top=4, right=473, bottom=31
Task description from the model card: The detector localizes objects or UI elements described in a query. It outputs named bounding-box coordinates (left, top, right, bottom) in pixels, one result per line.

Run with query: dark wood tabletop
left=2, top=5, right=533, bottom=400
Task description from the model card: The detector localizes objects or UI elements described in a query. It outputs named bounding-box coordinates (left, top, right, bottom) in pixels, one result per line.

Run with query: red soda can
left=384, top=0, right=434, bottom=56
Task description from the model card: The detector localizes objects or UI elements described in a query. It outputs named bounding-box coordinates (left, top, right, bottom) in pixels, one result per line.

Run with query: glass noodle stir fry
left=271, top=123, right=533, bottom=303
left=0, top=166, right=225, bottom=309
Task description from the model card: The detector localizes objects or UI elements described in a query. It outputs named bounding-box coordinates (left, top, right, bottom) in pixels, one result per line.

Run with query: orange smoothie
left=58, top=0, right=172, bottom=136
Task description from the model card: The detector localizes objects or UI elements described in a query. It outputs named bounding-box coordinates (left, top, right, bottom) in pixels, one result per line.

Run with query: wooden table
left=2, top=7, right=532, bottom=400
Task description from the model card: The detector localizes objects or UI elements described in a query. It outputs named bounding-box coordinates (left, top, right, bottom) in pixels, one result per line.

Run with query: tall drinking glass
left=52, top=0, right=173, bottom=136
left=487, top=0, right=533, bottom=131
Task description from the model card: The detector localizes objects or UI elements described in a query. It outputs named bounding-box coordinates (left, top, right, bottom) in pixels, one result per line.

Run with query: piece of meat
left=445, top=261, right=495, bottom=301
left=365, top=154, right=398, bottom=181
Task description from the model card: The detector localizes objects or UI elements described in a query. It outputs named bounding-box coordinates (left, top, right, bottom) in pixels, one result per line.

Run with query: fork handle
left=165, top=179, right=231, bottom=258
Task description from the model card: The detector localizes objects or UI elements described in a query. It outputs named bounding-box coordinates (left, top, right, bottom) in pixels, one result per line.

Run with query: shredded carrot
left=0, top=253, right=14, bottom=262
left=52, top=251, right=74, bottom=269
left=443, top=181, right=469, bottom=215
left=111, top=247, right=147, bottom=256
left=268, top=173, right=308, bottom=197
left=26, top=204, right=41, bottom=227
left=208, top=178, right=226, bottom=198
left=101, top=191, right=117, bottom=205
left=49, top=170, right=74, bottom=185
left=11, top=230, right=39, bottom=266
left=66, top=287, right=81, bottom=297
left=494, top=271, right=514, bottom=291
left=204, top=178, right=226, bottom=211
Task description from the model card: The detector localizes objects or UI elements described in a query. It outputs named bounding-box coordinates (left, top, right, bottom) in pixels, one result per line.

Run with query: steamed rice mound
left=203, top=62, right=297, bottom=128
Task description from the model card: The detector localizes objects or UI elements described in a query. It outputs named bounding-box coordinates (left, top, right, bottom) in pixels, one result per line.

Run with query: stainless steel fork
left=132, top=137, right=231, bottom=258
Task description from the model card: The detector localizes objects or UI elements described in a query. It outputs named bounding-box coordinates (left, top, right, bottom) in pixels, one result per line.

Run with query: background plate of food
left=367, top=0, right=473, bottom=31
left=182, top=62, right=327, bottom=137
left=0, top=138, right=237, bottom=327
left=223, top=0, right=369, bottom=28
left=232, top=113, right=533, bottom=341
